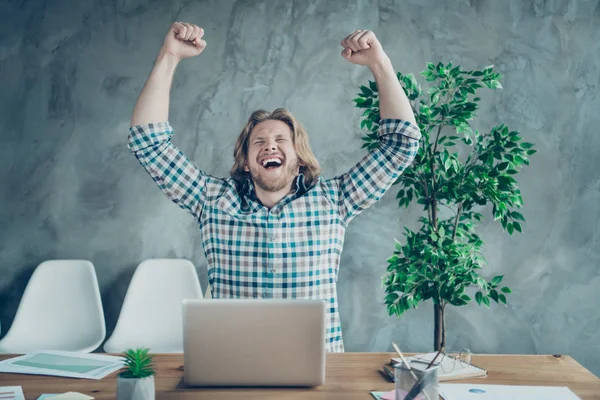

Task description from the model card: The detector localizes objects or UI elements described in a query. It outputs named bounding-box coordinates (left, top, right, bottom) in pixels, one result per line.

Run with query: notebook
left=391, top=352, right=487, bottom=381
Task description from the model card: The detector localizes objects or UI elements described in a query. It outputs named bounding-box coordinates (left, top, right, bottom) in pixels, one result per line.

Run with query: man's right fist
left=161, top=22, right=207, bottom=60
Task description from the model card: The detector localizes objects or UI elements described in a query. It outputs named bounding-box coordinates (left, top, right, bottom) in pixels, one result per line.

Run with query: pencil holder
left=393, top=363, right=439, bottom=400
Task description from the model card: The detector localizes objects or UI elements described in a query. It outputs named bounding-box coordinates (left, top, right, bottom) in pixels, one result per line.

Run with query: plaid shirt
left=128, top=118, right=420, bottom=352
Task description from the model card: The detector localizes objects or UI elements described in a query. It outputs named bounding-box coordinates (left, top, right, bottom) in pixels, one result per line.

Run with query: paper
left=383, top=389, right=426, bottom=400
left=46, top=392, right=94, bottom=400
left=0, top=386, right=25, bottom=400
left=0, top=351, right=124, bottom=380
left=439, top=383, right=581, bottom=400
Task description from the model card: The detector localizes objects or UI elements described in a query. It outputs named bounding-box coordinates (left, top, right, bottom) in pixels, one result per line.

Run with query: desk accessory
left=117, top=348, right=155, bottom=400
left=391, top=342, right=437, bottom=400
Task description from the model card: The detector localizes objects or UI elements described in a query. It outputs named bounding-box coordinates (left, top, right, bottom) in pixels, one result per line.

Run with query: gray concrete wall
left=1, top=0, right=599, bottom=375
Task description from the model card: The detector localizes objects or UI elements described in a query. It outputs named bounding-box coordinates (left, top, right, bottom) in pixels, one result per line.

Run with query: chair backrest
left=0, top=260, right=106, bottom=353
left=103, top=259, right=202, bottom=353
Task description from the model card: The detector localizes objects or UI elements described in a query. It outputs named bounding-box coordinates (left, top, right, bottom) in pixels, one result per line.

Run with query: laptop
left=182, top=298, right=326, bottom=387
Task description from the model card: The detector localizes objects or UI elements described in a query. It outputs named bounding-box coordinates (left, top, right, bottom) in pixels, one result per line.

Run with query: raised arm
left=128, top=22, right=227, bottom=220
left=131, top=22, right=206, bottom=125
left=328, top=30, right=420, bottom=225
left=341, top=29, right=416, bottom=124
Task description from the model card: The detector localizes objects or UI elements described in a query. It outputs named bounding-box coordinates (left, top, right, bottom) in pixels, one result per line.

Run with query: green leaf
left=497, top=162, right=509, bottom=171
left=385, top=292, right=399, bottom=303
left=485, top=80, right=502, bottom=89
left=422, top=70, right=437, bottom=82
left=360, top=85, right=373, bottom=97
left=507, top=223, right=514, bottom=235
left=489, top=290, right=499, bottom=303
left=511, top=212, right=524, bottom=221
left=369, top=80, right=378, bottom=92
left=482, top=296, right=490, bottom=307
left=513, top=221, right=523, bottom=232
left=491, top=275, right=504, bottom=285
left=498, top=293, right=507, bottom=304
left=501, top=286, right=512, bottom=294
left=475, top=291, right=483, bottom=305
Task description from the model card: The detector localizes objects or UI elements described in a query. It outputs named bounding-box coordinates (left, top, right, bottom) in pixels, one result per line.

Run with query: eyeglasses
left=410, top=348, right=472, bottom=374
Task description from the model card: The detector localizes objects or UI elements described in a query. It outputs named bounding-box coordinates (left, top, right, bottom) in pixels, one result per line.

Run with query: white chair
left=103, top=259, right=202, bottom=353
left=0, top=260, right=106, bottom=353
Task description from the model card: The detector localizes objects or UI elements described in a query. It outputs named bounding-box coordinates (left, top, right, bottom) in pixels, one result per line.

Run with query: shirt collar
left=242, top=173, right=309, bottom=200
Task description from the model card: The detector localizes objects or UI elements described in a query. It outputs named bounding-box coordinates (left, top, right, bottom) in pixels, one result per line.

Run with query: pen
left=382, top=365, right=396, bottom=382
left=426, top=348, right=443, bottom=370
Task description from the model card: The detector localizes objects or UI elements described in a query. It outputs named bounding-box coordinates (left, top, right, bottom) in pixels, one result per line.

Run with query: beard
left=249, top=159, right=300, bottom=193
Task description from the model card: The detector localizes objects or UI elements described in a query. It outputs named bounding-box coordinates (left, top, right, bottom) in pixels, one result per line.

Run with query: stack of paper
left=38, top=393, right=94, bottom=400
left=0, top=351, right=124, bottom=380
left=0, top=386, right=25, bottom=400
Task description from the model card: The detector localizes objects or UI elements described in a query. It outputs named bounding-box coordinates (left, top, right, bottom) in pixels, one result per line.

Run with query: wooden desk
left=1, top=353, right=599, bottom=399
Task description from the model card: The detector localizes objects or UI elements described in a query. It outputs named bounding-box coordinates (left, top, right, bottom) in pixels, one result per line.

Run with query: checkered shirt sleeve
left=127, top=121, right=229, bottom=221
left=323, top=119, right=421, bottom=226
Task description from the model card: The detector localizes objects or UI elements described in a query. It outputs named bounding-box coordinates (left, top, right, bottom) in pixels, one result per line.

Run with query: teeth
left=261, top=157, right=282, bottom=167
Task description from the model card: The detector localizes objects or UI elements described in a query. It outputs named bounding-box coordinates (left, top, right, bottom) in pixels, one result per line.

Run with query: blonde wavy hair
left=230, top=108, right=321, bottom=191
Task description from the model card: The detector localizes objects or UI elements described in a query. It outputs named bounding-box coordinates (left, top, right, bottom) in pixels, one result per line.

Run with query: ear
left=244, top=164, right=249, bottom=172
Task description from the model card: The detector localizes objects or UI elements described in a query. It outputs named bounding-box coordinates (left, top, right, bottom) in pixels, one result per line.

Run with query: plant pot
left=116, top=375, right=155, bottom=400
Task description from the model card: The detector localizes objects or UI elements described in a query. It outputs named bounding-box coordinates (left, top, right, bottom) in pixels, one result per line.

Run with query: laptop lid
left=182, top=299, right=326, bottom=387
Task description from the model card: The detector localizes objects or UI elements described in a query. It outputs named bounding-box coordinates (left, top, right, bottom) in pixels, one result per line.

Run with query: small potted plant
left=117, top=348, right=155, bottom=400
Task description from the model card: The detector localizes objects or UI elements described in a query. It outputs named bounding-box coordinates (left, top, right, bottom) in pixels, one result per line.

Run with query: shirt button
left=270, top=236, right=276, bottom=242
left=270, top=268, right=276, bottom=273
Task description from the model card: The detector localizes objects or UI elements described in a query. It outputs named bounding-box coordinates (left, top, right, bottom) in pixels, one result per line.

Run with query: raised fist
left=161, top=21, right=207, bottom=60
left=340, top=30, right=387, bottom=67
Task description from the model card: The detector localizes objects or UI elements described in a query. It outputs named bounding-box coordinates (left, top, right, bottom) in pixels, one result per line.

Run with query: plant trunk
left=434, top=303, right=446, bottom=351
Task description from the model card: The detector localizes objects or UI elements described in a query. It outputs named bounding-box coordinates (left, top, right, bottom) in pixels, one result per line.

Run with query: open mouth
left=260, top=157, right=283, bottom=170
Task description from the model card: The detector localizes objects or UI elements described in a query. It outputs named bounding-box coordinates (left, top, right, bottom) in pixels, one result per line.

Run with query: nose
left=263, top=139, right=277, bottom=152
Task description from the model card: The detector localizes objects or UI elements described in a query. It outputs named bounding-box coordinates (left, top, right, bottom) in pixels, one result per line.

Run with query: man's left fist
left=340, top=30, right=387, bottom=67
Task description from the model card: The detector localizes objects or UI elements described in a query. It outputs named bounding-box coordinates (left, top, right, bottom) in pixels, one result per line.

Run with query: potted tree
left=354, top=62, right=536, bottom=350
left=117, top=348, right=156, bottom=400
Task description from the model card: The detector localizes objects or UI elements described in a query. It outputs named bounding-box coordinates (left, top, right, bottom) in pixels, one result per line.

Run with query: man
left=128, top=22, right=421, bottom=352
